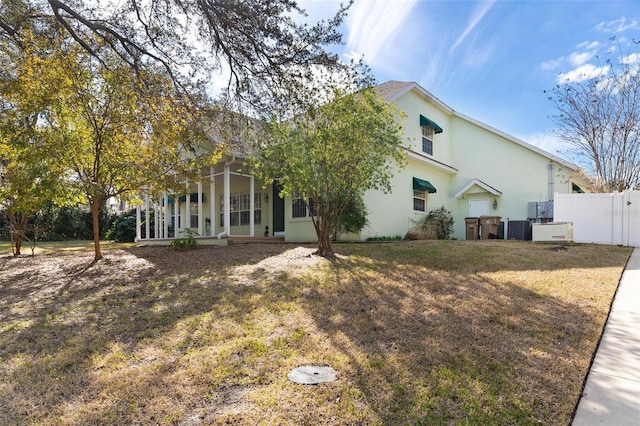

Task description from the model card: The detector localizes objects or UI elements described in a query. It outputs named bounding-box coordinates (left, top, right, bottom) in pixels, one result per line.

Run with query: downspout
left=145, top=194, right=150, bottom=240
left=547, top=162, right=554, bottom=201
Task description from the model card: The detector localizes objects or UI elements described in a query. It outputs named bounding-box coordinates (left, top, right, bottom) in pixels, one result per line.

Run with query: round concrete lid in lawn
left=288, top=365, right=337, bottom=385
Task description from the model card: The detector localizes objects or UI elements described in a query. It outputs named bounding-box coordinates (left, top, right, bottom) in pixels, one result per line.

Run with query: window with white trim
left=190, top=203, right=198, bottom=228
left=219, top=192, right=261, bottom=227
left=422, top=125, right=434, bottom=155
left=413, top=189, right=426, bottom=212
left=170, top=208, right=180, bottom=236
left=292, top=193, right=315, bottom=218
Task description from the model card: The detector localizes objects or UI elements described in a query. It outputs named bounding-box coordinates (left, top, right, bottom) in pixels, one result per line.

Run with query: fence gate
left=554, top=190, right=640, bottom=247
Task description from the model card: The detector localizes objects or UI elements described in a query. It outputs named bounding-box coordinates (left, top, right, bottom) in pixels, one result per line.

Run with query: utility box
left=532, top=222, right=574, bottom=242
left=507, top=220, right=532, bottom=241
left=465, top=217, right=480, bottom=240
left=479, top=216, right=502, bottom=239
left=528, top=201, right=554, bottom=223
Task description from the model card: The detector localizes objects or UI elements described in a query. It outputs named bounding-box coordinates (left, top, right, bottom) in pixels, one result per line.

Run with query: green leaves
left=249, top=78, right=408, bottom=256
left=0, top=25, right=209, bottom=259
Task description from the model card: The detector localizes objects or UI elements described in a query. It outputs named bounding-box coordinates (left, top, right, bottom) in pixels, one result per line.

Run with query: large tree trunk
left=8, top=212, right=28, bottom=256
left=90, top=198, right=103, bottom=262
left=311, top=200, right=339, bottom=258
left=315, top=226, right=334, bottom=258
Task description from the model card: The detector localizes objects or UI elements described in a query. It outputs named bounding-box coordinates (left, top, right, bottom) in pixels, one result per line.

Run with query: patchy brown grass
left=0, top=241, right=631, bottom=425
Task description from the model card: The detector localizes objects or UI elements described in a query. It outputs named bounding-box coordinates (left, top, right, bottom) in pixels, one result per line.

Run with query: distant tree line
left=0, top=203, right=113, bottom=242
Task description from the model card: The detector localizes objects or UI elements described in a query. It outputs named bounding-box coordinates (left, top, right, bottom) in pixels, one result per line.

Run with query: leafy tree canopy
left=1, top=24, right=212, bottom=260
left=249, top=65, right=408, bottom=257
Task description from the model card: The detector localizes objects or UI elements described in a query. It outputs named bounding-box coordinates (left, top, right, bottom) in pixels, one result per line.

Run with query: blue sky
left=301, top=0, right=640, bottom=161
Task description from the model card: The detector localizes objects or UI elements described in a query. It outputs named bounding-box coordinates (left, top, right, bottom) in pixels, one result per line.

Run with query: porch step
left=228, top=236, right=285, bottom=244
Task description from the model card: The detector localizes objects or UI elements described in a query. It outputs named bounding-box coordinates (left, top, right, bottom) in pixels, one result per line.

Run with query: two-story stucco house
left=136, top=81, right=585, bottom=244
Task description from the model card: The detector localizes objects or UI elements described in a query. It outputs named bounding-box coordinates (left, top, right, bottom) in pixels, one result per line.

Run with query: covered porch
left=135, top=156, right=286, bottom=245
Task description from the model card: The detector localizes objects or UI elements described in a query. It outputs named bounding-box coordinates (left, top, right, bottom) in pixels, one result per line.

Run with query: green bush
left=169, top=228, right=198, bottom=250
left=1, top=203, right=114, bottom=241
left=105, top=209, right=137, bottom=242
left=338, top=193, right=368, bottom=239
left=106, top=208, right=156, bottom=242
left=427, top=206, right=454, bottom=240
left=366, top=235, right=402, bottom=241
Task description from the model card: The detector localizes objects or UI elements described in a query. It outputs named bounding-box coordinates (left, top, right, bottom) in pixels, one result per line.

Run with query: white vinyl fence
left=554, top=190, right=640, bottom=247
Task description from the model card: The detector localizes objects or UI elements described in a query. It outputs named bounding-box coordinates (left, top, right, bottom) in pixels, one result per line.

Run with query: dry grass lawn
left=0, top=240, right=631, bottom=425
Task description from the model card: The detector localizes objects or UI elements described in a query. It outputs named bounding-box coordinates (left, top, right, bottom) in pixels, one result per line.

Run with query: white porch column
left=173, top=196, right=179, bottom=237
left=154, top=201, right=159, bottom=239
left=184, top=181, right=190, bottom=234
left=135, top=204, right=141, bottom=241
left=249, top=175, right=255, bottom=237
left=197, top=181, right=203, bottom=236
left=163, top=193, right=169, bottom=239
left=144, top=194, right=150, bottom=240
left=210, top=166, right=216, bottom=236
left=224, top=163, right=231, bottom=236
left=155, top=201, right=161, bottom=239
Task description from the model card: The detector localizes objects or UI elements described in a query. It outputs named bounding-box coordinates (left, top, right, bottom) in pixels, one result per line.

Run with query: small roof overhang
left=572, top=182, right=585, bottom=193
left=413, top=177, right=437, bottom=193
left=455, top=178, right=501, bottom=199
left=420, top=114, right=443, bottom=134
left=405, top=150, right=458, bottom=175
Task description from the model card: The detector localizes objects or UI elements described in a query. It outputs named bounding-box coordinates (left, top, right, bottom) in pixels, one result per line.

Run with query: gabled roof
left=455, top=179, right=502, bottom=199
left=376, top=81, right=454, bottom=113
left=375, top=81, right=578, bottom=172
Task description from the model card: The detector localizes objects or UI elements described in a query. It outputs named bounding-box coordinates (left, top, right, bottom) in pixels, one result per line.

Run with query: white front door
left=469, top=199, right=489, bottom=217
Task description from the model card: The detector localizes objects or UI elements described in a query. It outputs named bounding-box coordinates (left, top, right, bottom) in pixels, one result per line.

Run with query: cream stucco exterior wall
left=280, top=81, right=579, bottom=243
left=447, top=114, right=574, bottom=239
left=282, top=201, right=320, bottom=243
left=144, top=81, right=580, bottom=245
left=395, top=90, right=453, bottom=166
left=361, top=156, right=452, bottom=239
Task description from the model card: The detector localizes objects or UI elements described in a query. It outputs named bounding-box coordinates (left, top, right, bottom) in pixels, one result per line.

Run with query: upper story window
left=419, top=114, right=443, bottom=156
left=422, top=125, right=434, bottom=155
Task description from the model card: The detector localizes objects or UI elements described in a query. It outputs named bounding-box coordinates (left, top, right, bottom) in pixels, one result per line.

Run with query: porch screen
left=220, top=192, right=261, bottom=227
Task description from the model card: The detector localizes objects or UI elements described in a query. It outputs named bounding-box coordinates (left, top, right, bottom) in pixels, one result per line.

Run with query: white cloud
left=556, top=64, right=610, bottom=84
left=521, top=132, right=573, bottom=157
left=622, top=53, right=640, bottom=65
left=543, top=41, right=599, bottom=72
left=569, top=51, right=596, bottom=67
left=346, top=0, right=418, bottom=65
left=450, top=0, right=497, bottom=52
left=595, top=17, right=639, bottom=33
left=463, top=36, right=496, bottom=67
left=343, top=50, right=365, bottom=63
left=541, top=57, right=565, bottom=71
left=577, top=41, right=601, bottom=50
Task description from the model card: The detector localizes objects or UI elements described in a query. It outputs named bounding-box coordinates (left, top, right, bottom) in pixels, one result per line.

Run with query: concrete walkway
left=572, top=248, right=640, bottom=425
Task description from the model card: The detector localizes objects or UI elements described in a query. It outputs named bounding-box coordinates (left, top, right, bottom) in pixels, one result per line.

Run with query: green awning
left=413, top=177, right=437, bottom=193
left=420, top=114, right=443, bottom=134
left=572, top=183, right=585, bottom=193
left=177, top=193, right=206, bottom=203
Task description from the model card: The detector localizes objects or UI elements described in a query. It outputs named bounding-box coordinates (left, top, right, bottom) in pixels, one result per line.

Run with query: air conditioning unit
left=532, top=222, right=574, bottom=243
